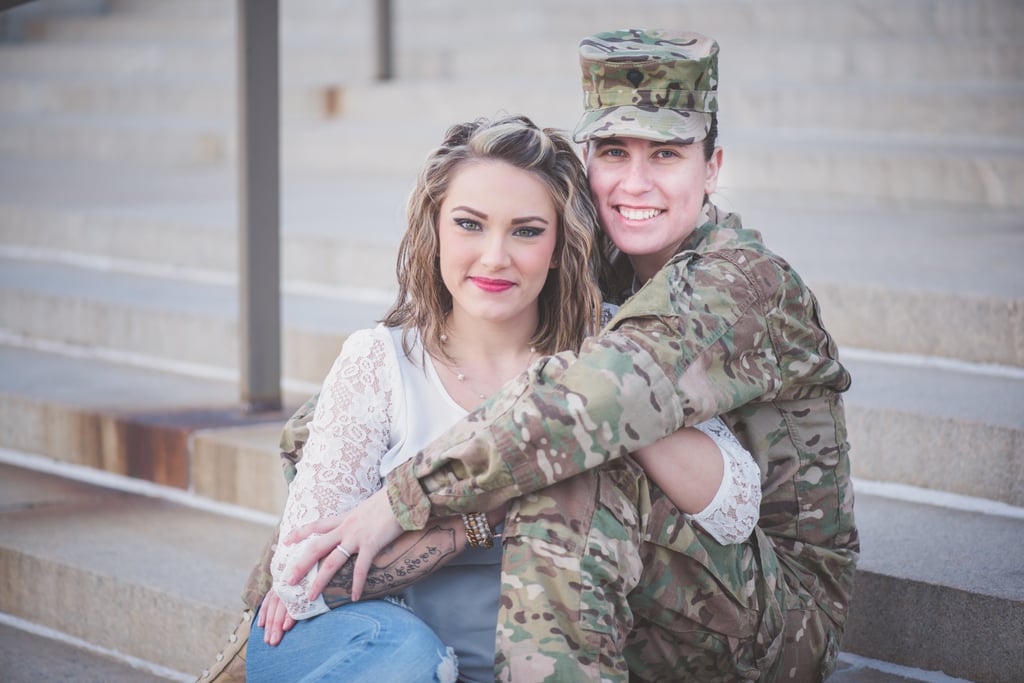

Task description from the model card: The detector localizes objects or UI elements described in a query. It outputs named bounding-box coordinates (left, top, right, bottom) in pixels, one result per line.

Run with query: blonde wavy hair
left=382, top=114, right=603, bottom=359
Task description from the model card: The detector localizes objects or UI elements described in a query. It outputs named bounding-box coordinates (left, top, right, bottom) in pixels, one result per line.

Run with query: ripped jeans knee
left=246, top=597, right=459, bottom=683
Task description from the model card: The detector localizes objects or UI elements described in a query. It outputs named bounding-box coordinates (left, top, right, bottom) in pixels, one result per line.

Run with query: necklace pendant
left=456, top=372, right=465, bottom=381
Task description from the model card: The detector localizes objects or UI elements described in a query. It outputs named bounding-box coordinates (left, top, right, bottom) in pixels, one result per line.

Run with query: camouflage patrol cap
left=573, top=29, right=719, bottom=144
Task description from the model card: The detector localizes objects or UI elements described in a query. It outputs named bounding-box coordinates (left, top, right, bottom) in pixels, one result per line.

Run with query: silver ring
left=334, top=543, right=351, bottom=559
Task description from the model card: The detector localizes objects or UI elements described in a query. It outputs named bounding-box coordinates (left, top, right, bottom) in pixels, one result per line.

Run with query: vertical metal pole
left=237, top=0, right=282, bottom=413
left=375, top=0, right=393, bottom=81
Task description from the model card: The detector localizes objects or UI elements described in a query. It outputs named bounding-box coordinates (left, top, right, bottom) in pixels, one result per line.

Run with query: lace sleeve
left=270, top=327, right=398, bottom=619
left=689, top=417, right=762, bottom=545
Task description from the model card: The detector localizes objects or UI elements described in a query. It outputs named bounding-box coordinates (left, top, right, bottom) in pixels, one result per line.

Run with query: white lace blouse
left=270, top=324, right=763, bottom=622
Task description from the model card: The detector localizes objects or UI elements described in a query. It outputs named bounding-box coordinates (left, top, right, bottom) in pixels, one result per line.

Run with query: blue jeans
left=246, top=598, right=458, bottom=683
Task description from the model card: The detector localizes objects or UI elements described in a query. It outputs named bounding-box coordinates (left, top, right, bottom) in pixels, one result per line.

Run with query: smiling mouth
left=617, top=207, right=663, bottom=220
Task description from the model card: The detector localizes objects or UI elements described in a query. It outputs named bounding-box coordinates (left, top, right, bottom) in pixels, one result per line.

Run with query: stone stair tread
left=3, top=72, right=1021, bottom=138
left=0, top=156, right=1019, bottom=289
left=2, top=110, right=1020, bottom=208
left=2, top=458, right=1018, bottom=680
left=0, top=463, right=269, bottom=607
left=844, top=354, right=1023, bottom=507
left=0, top=461, right=271, bottom=675
left=0, top=41, right=376, bottom=81
left=0, top=621, right=179, bottom=683
left=847, top=493, right=1024, bottom=682
left=99, top=0, right=1022, bottom=37
left=843, top=355, right=1023, bottom=431
left=1, top=159, right=1020, bottom=300
left=2, top=177, right=1022, bottom=367
left=0, top=157, right=414, bottom=246
left=0, top=250, right=1019, bottom=372
left=0, top=255, right=387, bottom=333
left=25, top=1, right=1024, bottom=46
left=3, top=178, right=1021, bottom=365
left=0, top=342, right=303, bottom=498
left=0, top=343, right=238, bottom=408
left=2, top=31, right=1020, bottom=88
left=1, top=336, right=1020, bottom=507
left=733, top=196, right=1024, bottom=298
left=853, top=492, right=1024, bottom=601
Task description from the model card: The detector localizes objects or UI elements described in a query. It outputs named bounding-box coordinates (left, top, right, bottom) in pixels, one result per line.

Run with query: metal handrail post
left=375, top=0, right=393, bottom=80
left=237, top=0, right=282, bottom=412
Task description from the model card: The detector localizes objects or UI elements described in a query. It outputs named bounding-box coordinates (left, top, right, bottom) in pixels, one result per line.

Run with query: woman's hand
left=257, top=589, right=295, bottom=646
left=284, top=487, right=403, bottom=603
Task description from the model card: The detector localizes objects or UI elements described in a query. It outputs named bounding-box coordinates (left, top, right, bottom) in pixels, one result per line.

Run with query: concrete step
left=2, top=153, right=1020, bottom=367
left=843, top=355, right=1024, bottom=507
left=1, top=457, right=1019, bottom=682
left=332, top=78, right=1024, bottom=139
left=3, top=19, right=1022, bottom=86
left=0, top=172, right=409, bottom=297
left=2, top=243, right=1021, bottom=416
left=0, top=344, right=303, bottom=492
left=733, top=194, right=1024, bottom=369
left=289, top=121, right=1024, bottom=209
left=515, top=0, right=1024, bottom=40
left=0, top=112, right=234, bottom=168
left=0, top=40, right=378, bottom=83
left=843, top=490, right=1024, bottom=683
left=0, top=74, right=346, bottom=122
left=0, top=618, right=182, bottom=683
left=0, top=256, right=388, bottom=387
left=1, top=321, right=1021, bottom=509
left=32, top=0, right=1024, bottom=42
left=186, top=351, right=1024, bottom=510
left=722, top=129, right=1024, bottom=210
left=3, top=110, right=1020, bottom=209
left=29, top=0, right=1024, bottom=45
left=1, top=73, right=1021, bottom=145
left=383, top=36, right=1024, bottom=84
left=23, top=9, right=374, bottom=45
left=0, top=460, right=274, bottom=678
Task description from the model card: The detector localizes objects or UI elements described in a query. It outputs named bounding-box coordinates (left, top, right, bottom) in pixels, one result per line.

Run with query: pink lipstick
left=471, top=277, right=514, bottom=293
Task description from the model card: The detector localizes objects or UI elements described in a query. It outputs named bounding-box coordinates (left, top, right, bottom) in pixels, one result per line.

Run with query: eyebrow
left=450, top=205, right=550, bottom=225
left=593, top=137, right=684, bottom=150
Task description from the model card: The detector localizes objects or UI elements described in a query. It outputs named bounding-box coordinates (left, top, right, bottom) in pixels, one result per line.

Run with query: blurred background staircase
left=0, top=1, right=1021, bottom=681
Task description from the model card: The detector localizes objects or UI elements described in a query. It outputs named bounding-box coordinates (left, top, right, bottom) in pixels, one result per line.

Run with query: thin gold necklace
left=440, top=334, right=536, bottom=400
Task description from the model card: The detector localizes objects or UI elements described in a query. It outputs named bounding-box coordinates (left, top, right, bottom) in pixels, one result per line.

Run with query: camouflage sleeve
left=278, top=391, right=320, bottom=484
left=387, top=253, right=785, bottom=530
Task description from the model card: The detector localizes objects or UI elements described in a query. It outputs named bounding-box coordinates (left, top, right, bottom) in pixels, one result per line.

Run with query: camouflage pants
left=497, top=458, right=841, bottom=683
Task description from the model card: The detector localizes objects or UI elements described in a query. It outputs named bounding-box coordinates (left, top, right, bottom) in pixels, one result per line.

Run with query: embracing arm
left=318, top=507, right=503, bottom=607
left=387, top=255, right=773, bottom=529
left=386, top=250, right=848, bottom=530
left=320, top=523, right=459, bottom=608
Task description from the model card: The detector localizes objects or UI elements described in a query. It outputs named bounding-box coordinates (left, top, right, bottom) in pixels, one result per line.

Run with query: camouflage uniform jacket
left=386, top=204, right=860, bottom=628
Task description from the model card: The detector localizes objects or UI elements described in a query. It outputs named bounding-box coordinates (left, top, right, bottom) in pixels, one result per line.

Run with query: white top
left=270, top=323, right=761, bottom=682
